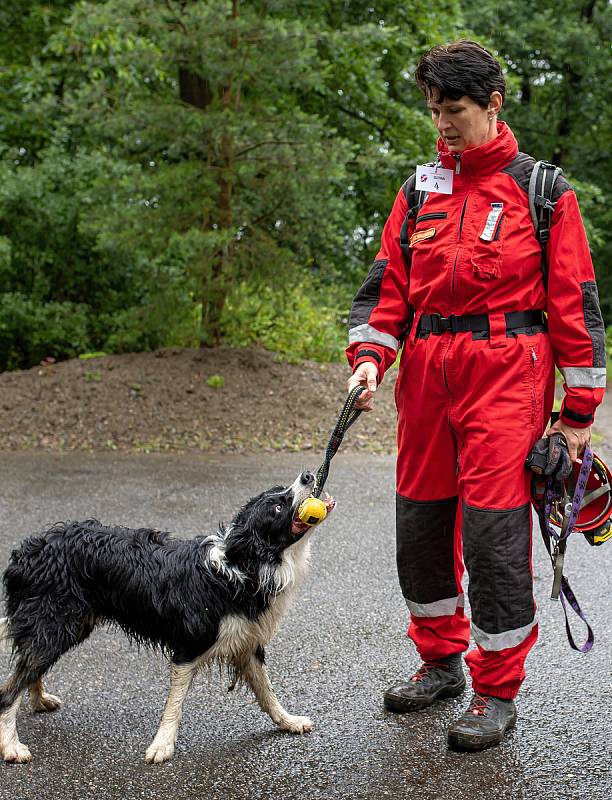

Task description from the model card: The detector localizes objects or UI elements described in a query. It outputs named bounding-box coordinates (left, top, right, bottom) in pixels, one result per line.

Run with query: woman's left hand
left=546, top=419, right=592, bottom=462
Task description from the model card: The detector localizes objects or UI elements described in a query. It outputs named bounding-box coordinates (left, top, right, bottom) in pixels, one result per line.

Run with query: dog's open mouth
left=290, top=494, right=336, bottom=536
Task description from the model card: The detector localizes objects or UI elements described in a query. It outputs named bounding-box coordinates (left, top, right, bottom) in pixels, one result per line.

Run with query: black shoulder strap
left=528, top=160, right=562, bottom=285
left=399, top=162, right=434, bottom=266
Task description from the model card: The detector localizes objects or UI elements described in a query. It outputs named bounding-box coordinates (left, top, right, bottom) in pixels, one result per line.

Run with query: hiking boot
left=447, top=693, right=517, bottom=751
left=383, top=653, right=466, bottom=713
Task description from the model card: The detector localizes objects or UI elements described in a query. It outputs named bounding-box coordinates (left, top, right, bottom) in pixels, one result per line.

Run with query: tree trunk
left=178, top=68, right=212, bottom=109
left=202, top=0, right=239, bottom=345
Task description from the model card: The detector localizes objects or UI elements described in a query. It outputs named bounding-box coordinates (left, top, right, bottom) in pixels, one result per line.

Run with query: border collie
left=0, top=469, right=334, bottom=764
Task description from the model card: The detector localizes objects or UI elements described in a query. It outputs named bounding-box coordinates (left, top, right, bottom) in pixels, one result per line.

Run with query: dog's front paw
left=3, top=742, right=33, bottom=763
left=278, top=714, right=314, bottom=734
left=31, top=692, right=62, bottom=713
left=144, top=740, right=175, bottom=764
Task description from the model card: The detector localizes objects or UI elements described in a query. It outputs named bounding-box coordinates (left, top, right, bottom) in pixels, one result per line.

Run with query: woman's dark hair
left=414, top=40, right=506, bottom=108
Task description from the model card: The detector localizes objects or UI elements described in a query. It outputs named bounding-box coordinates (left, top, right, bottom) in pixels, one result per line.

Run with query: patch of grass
left=206, top=375, right=224, bottom=390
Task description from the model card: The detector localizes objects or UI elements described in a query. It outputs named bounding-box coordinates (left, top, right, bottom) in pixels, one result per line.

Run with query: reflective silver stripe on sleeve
left=560, top=366, right=606, bottom=388
left=406, top=593, right=464, bottom=618
left=471, top=618, right=537, bottom=652
left=348, top=324, right=399, bottom=352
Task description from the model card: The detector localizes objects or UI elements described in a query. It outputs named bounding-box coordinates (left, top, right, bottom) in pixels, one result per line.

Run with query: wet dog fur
left=0, top=470, right=332, bottom=764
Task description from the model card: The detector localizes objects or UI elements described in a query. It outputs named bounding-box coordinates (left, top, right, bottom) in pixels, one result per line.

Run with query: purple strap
left=540, top=445, right=594, bottom=653
left=559, top=578, right=594, bottom=653
left=543, top=446, right=593, bottom=543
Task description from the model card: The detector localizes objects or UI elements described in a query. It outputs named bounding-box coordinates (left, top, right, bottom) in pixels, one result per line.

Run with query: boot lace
left=468, top=693, right=490, bottom=716
left=410, top=661, right=449, bottom=682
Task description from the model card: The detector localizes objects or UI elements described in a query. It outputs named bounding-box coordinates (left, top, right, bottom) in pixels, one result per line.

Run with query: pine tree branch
left=312, top=89, right=386, bottom=137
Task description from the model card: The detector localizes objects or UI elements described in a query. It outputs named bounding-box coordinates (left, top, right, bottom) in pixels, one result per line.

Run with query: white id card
left=415, top=164, right=454, bottom=194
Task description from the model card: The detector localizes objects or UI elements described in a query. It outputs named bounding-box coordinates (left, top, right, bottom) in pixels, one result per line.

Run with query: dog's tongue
left=291, top=519, right=311, bottom=536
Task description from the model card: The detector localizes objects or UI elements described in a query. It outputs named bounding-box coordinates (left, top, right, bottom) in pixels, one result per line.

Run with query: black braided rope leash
left=312, top=386, right=366, bottom=499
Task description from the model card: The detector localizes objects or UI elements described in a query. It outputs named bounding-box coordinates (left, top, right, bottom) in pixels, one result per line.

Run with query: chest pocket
left=470, top=209, right=505, bottom=279
left=403, top=211, right=448, bottom=254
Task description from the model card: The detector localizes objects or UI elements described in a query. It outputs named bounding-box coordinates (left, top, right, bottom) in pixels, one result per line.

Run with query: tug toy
left=297, top=385, right=366, bottom=527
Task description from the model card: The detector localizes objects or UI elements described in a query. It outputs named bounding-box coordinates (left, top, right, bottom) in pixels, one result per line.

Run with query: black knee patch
left=462, top=502, right=534, bottom=634
left=396, top=494, right=458, bottom=604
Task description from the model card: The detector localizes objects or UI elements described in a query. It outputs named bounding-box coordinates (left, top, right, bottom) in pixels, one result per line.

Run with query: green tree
left=1, top=0, right=466, bottom=367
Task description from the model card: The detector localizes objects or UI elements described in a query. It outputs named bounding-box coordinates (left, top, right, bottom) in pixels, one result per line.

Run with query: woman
left=346, top=40, right=606, bottom=751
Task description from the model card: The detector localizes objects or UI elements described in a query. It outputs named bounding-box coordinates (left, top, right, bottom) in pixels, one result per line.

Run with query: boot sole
left=447, top=714, right=517, bottom=752
left=383, top=678, right=466, bottom=713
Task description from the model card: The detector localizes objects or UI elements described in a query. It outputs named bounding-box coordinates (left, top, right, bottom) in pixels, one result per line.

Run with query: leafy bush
left=220, top=280, right=347, bottom=364
left=0, top=293, right=89, bottom=370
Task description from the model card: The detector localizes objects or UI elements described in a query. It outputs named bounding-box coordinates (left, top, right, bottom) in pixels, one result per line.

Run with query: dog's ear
left=225, top=517, right=275, bottom=567
left=224, top=521, right=256, bottom=564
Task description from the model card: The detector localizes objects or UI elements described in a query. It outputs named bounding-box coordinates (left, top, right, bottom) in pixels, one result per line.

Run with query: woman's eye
left=274, top=504, right=283, bottom=513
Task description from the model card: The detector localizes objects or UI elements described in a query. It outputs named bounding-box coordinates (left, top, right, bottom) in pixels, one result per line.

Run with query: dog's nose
left=300, top=470, right=315, bottom=486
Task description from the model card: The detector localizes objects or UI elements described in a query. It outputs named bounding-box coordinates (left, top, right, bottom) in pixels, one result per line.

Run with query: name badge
left=415, top=164, right=454, bottom=195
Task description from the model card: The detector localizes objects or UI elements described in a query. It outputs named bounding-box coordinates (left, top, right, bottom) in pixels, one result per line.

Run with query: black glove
left=525, top=433, right=572, bottom=494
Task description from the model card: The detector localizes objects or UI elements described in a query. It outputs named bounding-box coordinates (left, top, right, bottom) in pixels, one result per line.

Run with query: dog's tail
left=0, top=617, right=12, bottom=653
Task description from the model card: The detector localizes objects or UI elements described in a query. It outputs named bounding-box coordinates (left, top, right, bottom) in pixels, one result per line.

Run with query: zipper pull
left=454, top=154, right=461, bottom=174
left=531, top=348, right=537, bottom=363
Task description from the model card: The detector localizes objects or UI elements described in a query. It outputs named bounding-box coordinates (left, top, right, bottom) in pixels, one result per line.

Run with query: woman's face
left=426, top=90, right=502, bottom=152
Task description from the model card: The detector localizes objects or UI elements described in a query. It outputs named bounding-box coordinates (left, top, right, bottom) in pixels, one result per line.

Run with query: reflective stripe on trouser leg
left=396, top=494, right=470, bottom=660
left=462, top=501, right=537, bottom=700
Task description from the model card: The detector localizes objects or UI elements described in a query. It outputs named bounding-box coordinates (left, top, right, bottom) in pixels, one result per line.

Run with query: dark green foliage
left=0, top=1, right=610, bottom=370
left=0, top=293, right=89, bottom=370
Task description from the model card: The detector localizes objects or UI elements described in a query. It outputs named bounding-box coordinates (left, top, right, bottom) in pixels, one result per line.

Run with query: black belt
left=417, top=310, right=546, bottom=338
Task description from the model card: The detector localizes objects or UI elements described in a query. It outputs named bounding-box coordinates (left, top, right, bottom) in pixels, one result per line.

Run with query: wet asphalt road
left=0, top=448, right=611, bottom=800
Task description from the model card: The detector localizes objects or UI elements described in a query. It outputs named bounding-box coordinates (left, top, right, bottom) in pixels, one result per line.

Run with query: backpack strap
left=528, top=160, right=563, bottom=285
left=399, top=162, right=434, bottom=266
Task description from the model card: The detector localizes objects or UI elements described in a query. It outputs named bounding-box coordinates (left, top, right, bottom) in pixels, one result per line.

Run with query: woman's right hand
left=347, top=362, right=378, bottom=412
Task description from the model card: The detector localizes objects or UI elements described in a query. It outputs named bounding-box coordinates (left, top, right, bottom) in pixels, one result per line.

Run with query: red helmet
left=531, top=450, right=612, bottom=546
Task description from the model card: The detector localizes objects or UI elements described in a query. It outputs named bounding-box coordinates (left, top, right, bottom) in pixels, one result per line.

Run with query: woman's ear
left=488, top=91, right=503, bottom=118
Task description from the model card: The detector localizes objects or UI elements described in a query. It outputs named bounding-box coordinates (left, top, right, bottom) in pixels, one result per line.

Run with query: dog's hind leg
left=0, top=655, right=43, bottom=763
left=241, top=650, right=313, bottom=734
left=0, top=610, right=94, bottom=762
left=144, top=661, right=197, bottom=764
left=0, top=689, right=29, bottom=763
left=29, top=679, right=62, bottom=713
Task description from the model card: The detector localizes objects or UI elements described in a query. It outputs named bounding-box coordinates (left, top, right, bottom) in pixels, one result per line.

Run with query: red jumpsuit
left=346, top=123, right=606, bottom=699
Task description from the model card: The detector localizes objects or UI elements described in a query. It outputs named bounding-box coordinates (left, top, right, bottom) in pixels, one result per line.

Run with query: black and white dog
left=0, top=470, right=334, bottom=764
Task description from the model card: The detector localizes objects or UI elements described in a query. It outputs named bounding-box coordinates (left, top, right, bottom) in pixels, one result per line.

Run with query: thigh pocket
left=523, top=341, right=541, bottom=429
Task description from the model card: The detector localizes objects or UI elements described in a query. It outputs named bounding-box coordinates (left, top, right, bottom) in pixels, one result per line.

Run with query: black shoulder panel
left=550, top=173, right=572, bottom=203
left=501, top=152, right=536, bottom=194
left=502, top=152, right=572, bottom=203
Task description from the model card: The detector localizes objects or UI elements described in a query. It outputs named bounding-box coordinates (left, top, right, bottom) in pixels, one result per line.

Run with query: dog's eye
left=274, top=504, right=283, bottom=513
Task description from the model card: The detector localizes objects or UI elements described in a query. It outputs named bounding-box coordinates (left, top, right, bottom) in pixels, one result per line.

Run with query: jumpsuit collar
left=436, top=121, right=518, bottom=176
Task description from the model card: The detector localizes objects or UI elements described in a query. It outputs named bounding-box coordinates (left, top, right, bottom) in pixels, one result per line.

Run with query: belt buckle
left=438, top=315, right=452, bottom=333
left=447, top=314, right=460, bottom=333
left=430, top=314, right=442, bottom=335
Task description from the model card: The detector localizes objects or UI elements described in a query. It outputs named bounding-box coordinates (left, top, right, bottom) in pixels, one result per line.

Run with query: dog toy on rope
left=296, top=386, right=366, bottom=527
